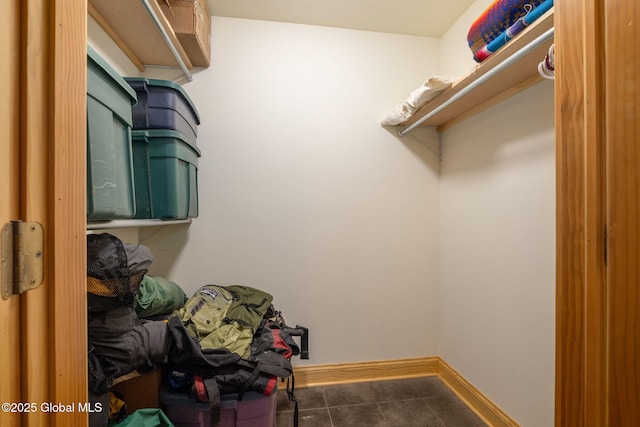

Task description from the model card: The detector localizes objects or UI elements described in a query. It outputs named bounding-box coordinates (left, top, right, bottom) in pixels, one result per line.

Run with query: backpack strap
left=202, top=377, right=221, bottom=427
left=236, top=360, right=264, bottom=397
left=193, top=376, right=208, bottom=403
left=199, top=364, right=262, bottom=427
left=286, top=374, right=300, bottom=427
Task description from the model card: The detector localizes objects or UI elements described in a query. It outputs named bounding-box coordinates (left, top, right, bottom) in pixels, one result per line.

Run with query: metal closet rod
left=399, top=26, right=555, bottom=137
left=140, top=0, right=193, bottom=81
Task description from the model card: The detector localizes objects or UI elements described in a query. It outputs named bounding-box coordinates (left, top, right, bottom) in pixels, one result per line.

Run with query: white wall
left=437, top=1, right=556, bottom=425
left=438, top=0, right=495, bottom=76
left=87, top=6, right=556, bottom=423
left=143, top=17, right=443, bottom=365
left=88, top=16, right=142, bottom=77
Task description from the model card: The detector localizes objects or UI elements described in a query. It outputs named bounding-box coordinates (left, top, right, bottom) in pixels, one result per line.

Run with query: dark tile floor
left=276, top=376, right=488, bottom=427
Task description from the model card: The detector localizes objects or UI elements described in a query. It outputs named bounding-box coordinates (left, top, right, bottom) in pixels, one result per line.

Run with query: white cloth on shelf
left=381, top=76, right=456, bottom=126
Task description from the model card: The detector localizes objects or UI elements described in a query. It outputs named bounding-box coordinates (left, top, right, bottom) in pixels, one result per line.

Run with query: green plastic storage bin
left=132, top=130, right=200, bottom=220
left=87, top=45, right=138, bottom=220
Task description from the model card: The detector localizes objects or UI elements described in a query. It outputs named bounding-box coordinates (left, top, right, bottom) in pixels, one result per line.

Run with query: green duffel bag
left=135, top=275, right=187, bottom=318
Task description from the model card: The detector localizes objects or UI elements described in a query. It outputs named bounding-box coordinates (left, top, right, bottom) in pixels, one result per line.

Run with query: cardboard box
left=160, top=0, right=211, bottom=67
left=112, top=369, right=162, bottom=413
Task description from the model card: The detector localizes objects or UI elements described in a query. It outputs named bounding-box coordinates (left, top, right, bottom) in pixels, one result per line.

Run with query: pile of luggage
left=87, top=233, right=308, bottom=427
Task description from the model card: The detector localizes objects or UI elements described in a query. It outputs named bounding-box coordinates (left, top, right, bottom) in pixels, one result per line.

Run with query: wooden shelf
left=87, top=219, right=192, bottom=231
left=401, top=9, right=554, bottom=133
left=88, top=0, right=193, bottom=72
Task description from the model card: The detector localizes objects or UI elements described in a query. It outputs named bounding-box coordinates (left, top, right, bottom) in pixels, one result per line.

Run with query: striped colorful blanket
left=470, top=0, right=553, bottom=62
left=467, top=0, right=546, bottom=59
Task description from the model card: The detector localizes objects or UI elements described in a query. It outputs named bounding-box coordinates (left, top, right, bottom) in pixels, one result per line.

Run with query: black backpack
left=86, top=233, right=168, bottom=395
left=166, top=287, right=308, bottom=427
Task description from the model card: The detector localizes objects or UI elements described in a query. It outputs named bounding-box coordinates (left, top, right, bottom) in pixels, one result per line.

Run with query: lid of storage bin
left=132, top=129, right=201, bottom=157
left=159, top=385, right=274, bottom=405
left=87, top=45, right=137, bottom=104
left=125, top=77, right=200, bottom=124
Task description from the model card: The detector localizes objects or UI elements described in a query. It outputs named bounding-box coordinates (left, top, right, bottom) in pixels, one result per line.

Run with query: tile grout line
left=422, top=397, right=448, bottom=427
left=375, top=402, right=389, bottom=426
left=321, top=387, right=336, bottom=427
left=276, top=377, right=487, bottom=426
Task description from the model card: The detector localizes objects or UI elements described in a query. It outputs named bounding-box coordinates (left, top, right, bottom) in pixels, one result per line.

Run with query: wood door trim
left=47, top=1, right=88, bottom=425
left=604, top=0, right=640, bottom=422
left=21, top=1, right=52, bottom=424
left=555, top=0, right=607, bottom=425
left=0, top=1, right=23, bottom=426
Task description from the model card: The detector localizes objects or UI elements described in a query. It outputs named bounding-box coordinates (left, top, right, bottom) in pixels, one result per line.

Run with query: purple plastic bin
left=124, top=77, right=200, bottom=149
left=159, top=386, right=277, bottom=427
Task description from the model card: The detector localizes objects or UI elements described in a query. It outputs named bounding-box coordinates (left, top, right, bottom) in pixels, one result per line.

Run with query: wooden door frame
left=0, top=2, right=23, bottom=425
left=603, top=0, right=640, bottom=423
left=48, top=1, right=617, bottom=425
left=7, top=1, right=630, bottom=425
left=555, top=0, right=608, bottom=425
left=40, top=1, right=634, bottom=426
left=46, top=1, right=88, bottom=425
left=5, top=1, right=87, bottom=426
